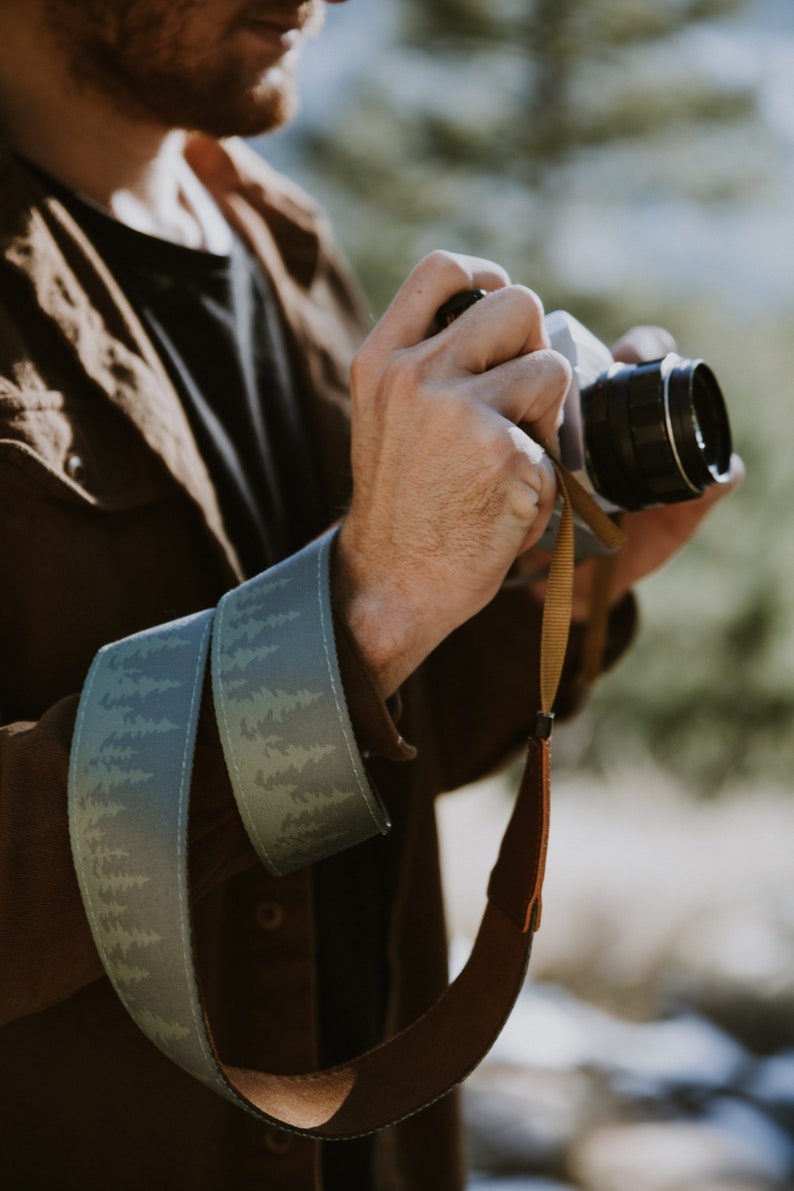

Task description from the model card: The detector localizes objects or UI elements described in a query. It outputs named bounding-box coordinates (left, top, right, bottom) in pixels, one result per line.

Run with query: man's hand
left=334, top=251, right=571, bottom=698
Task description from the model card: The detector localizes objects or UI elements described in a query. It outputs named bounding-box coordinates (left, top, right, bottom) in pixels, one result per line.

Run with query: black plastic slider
left=435, top=288, right=489, bottom=330
left=533, top=711, right=555, bottom=740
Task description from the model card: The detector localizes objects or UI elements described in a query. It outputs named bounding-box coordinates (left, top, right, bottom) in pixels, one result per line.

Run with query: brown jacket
left=0, top=135, right=633, bottom=1189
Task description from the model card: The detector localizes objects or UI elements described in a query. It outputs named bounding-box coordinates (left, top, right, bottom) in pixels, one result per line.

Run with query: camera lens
left=581, top=355, right=732, bottom=511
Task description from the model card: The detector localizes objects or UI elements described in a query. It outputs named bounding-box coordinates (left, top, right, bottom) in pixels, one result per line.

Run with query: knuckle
left=422, top=248, right=462, bottom=271
left=544, top=348, right=573, bottom=389
left=416, top=249, right=470, bottom=286
left=350, top=346, right=377, bottom=397
left=413, top=249, right=510, bottom=293
left=524, top=348, right=572, bottom=397
left=506, top=284, right=546, bottom=323
left=509, top=483, right=541, bottom=524
left=513, top=424, right=546, bottom=468
left=474, top=420, right=523, bottom=480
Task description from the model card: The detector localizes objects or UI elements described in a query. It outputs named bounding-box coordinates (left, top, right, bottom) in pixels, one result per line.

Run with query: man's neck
left=0, top=9, right=206, bottom=245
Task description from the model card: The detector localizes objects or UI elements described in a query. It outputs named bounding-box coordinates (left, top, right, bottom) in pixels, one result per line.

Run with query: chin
left=156, top=69, right=298, bottom=139
left=227, top=78, right=297, bottom=137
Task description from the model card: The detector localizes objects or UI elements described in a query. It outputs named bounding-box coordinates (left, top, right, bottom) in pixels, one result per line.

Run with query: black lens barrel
left=582, top=356, right=732, bottom=511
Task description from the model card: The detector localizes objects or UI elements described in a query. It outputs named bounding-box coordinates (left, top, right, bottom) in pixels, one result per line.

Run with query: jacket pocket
left=0, top=390, right=171, bottom=509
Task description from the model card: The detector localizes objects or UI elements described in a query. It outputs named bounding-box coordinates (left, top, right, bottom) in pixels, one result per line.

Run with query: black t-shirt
left=38, top=172, right=324, bottom=576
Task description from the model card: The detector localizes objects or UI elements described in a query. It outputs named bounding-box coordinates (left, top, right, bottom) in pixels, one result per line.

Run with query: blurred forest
left=264, top=0, right=794, bottom=795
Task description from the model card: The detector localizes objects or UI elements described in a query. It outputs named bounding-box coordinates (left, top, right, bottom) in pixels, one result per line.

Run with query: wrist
left=332, top=524, right=439, bottom=699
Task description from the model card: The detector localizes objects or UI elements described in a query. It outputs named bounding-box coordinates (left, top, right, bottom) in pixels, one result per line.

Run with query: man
left=0, top=1, right=740, bottom=1188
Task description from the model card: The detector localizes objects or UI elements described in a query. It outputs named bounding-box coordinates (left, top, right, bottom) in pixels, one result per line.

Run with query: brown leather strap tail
left=223, top=736, right=550, bottom=1139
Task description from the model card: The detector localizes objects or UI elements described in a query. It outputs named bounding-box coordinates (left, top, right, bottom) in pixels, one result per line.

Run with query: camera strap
left=540, top=461, right=625, bottom=718
left=67, top=468, right=622, bottom=1141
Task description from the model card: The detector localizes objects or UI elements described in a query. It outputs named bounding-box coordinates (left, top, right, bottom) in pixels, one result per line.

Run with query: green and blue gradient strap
left=211, top=530, right=389, bottom=876
left=67, top=606, right=230, bottom=1098
left=67, top=528, right=554, bottom=1138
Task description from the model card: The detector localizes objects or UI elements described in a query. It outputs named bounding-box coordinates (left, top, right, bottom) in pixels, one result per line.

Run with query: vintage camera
left=435, top=291, right=733, bottom=558
left=534, top=310, right=733, bottom=556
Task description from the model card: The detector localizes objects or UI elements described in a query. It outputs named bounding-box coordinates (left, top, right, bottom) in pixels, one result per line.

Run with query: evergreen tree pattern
left=69, top=537, right=387, bottom=1104
left=70, top=610, right=225, bottom=1089
left=213, top=537, right=388, bottom=877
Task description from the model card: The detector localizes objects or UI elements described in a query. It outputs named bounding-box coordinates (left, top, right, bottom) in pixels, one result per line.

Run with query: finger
left=695, top=451, right=745, bottom=507
left=366, top=251, right=512, bottom=354
left=657, top=452, right=744, bottom=528
left=513, top=448, right=559, bottom=551
left=611, top=325, right=677, bottom=364
left=431, top=284, right=551, bottom=373
left=615, top=453, right=745, bottom=589
left=466, top=348, right=571, bottom=448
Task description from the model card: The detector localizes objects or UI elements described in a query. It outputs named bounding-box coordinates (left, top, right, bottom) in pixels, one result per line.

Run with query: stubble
left=42, top=0, right=322, bottom=137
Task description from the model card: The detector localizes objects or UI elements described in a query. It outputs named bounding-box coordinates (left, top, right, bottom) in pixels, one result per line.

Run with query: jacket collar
left=184, top=134, right=322, bottom=291
left=0, top=135, right=327, bottom=584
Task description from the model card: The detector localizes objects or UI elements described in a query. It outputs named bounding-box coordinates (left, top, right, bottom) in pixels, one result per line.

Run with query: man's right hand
left=333, top=251, right=572, bottom=699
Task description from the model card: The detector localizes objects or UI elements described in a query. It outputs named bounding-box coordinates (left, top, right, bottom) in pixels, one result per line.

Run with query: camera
left=534, top=310, right=733, bottom=557
left=435, top=290, right=733, bottom=559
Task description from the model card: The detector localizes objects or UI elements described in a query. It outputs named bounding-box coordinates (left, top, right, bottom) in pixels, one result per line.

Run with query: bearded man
left=0, top=2, right=740, bottom=1188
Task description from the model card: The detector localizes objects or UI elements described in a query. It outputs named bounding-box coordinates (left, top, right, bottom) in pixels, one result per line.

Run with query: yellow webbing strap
left=540, top=462, right=625, bottom=717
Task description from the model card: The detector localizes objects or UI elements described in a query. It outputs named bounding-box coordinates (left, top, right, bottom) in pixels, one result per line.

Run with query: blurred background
left=258, top=1, right=794, bottom=1186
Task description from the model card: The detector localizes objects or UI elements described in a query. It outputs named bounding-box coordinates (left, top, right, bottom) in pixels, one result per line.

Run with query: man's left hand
left=525, top=324, right=744, bottom=619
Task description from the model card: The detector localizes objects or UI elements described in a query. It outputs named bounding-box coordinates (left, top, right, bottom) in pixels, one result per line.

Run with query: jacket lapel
left=185, top=135, right=368, bottom=518
left=0, top=153, right=243, bottom=583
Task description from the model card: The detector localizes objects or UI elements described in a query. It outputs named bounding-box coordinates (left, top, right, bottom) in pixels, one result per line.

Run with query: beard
left=43, top=0, right=323, bottom=138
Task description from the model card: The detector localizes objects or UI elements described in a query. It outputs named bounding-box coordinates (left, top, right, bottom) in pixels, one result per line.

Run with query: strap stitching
left=68, top=651, right=106, bottom=977
left=315, top=534, right=382, bottom=830
left=174, top=615, right=224, bottom=1074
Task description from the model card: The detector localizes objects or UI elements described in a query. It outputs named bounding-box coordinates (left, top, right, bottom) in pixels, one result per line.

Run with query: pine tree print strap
left=67, top=532, right=387, bottom=1088
left=211, top=531, right=390, bottom=877
left=67, top=605, right=230, bottom=1097
left=66, top=528, right=552, bottom=1138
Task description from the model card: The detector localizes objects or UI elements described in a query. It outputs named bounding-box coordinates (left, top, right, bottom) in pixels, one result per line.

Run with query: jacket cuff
left=332, top=610, right=416, bottom=762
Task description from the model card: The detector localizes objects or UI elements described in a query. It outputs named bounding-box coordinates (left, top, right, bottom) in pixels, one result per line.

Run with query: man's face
left=42, top=0, right=327, bottom=137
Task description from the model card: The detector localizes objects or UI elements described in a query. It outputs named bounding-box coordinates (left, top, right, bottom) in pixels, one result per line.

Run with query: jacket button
left=263, top=1127, right=294, bottom=1155
left=255, top=900, right=284, bottom=931
left=65, top=453, right=85, bottom=482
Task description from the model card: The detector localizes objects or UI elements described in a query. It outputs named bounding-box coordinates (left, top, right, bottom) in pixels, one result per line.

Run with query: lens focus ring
left=582, top=356, right=730, bottom=510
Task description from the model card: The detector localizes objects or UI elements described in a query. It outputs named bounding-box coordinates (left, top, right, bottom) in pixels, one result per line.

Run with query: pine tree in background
left=287, top=0, right=794, bottom=795
left=297, top=0, right=762, bottom=317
